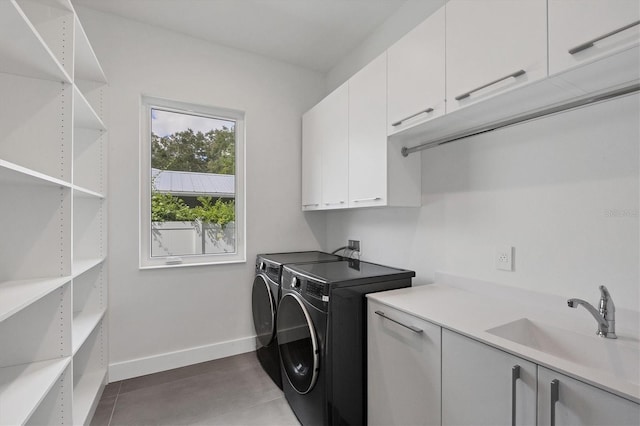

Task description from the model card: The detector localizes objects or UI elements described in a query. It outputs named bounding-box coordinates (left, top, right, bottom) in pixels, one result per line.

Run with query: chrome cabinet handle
left=302, top=203, right=319, bottom=207
left=550, top=379, right=560, bottom=426
left=324, top=201, right=345, bottom=206
left=352, top=197, right=382, bottom=203
left=569, top=20, right=640, bottom=55
left=391, top=107, right=435, bottom=127
left=375, top=310, right=423, bottom=334
left=455, top=69, right=526, bottom=101
left=511, top=365, right=521, bottom=426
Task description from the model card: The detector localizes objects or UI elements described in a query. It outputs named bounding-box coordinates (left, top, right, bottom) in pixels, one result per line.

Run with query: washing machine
left=251, top=251, right=343, bottom=389
left=276, top=259, right=414, bottom=425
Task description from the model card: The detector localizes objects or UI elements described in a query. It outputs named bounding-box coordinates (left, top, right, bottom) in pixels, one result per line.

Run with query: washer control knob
left=291, top=276, right=301, bottom=289
left=259, top=262, right=266, bottom=271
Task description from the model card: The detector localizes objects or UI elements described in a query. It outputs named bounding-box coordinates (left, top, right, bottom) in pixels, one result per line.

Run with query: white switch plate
left=496, top=246, right=514, bottom=271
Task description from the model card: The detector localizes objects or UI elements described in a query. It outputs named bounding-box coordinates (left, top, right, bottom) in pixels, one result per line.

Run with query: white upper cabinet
left=549, top=0, right=639, bottom=75
left=548, top=0, right=640, bottom=94
left=349, top=53, right=387, bottom=208
left=387, top=7, right=445, bottom=135
left=349, top=52, right=421, bottom=209
left=320, top=82, right=349, bottom=209
left=445, top=0, right=547, bottom=113
left=301, top=99, right=323, bottom=210
left=301, top=82, right=348, bottom=211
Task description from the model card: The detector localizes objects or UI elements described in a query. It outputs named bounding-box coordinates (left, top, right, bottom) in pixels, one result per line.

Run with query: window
left=140, top=96, right=245, bottom=268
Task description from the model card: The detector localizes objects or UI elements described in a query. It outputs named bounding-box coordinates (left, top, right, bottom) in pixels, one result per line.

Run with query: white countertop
left=367, top=275, right=640, bottom=403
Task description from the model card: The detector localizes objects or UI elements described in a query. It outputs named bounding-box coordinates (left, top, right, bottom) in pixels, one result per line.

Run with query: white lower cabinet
left=538, top=366, right=640, bottom=426
left=369, top=309, right=639, bottom=426
left=367, top=300, right=441, bottom=426
left=442, top=329, right=537, bottom=426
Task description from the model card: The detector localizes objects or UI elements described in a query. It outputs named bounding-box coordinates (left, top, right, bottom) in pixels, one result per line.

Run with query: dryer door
left=277, top=292, right=319, bottom=394
left=251, top=274, right=276, bottom=347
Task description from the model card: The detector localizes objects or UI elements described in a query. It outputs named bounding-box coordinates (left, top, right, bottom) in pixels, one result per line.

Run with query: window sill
left=139, top=257, right=246, bottom=270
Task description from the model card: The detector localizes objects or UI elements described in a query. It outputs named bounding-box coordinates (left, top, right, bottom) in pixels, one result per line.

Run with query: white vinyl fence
left=151, top=221, right=235, bottom=256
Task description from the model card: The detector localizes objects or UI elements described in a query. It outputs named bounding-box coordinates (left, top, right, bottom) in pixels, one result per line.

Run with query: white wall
left=325, top=93, right=640, bottom=310
left=76, top=7, right=327, bottom=380
left=326, top=0, right=446, bottom=92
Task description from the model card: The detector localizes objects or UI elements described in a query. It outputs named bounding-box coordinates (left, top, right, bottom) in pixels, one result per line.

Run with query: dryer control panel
left=282, top=268, right=329, bottom=312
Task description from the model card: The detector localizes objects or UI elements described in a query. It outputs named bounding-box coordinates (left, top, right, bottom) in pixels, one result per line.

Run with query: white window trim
left=139, top=95, right=246, bottom=269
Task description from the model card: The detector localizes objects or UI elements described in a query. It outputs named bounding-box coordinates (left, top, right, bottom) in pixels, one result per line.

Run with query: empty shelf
left=0, top=357, right=71, bottom=426
left=0, top=277, right=71, bottom=322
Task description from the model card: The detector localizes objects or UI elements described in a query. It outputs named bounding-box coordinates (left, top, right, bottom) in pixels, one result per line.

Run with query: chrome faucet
left=567, top=285, right=617, bottom=339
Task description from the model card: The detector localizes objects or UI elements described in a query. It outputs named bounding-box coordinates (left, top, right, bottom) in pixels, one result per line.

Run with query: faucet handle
left=598, top=285, right=615, bottom=319
left=598, top=285, right=611, bottom=300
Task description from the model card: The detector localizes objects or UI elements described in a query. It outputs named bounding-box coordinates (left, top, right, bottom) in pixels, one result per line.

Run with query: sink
left=486, top=318, right=640, bottom=385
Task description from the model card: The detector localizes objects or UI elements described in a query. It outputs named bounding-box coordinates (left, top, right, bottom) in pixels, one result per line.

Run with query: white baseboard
left=107, top=336, right=257, bottom=382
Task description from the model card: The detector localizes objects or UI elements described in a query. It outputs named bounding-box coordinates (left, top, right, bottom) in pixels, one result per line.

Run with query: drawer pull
left=550, top=379, right=560, bottom=426
left=511, top=365, right=521, bottom=426
left=569, top=20, right=640, bottom=55
left=302, top=203, right=319, bottom=207
left=352, top=197, right=382, bottom=203
left=324, top=201, right=345, bottom=206
left=375, top=310, right=423, bottom=334
left=391, top=107, right=435, bottom=127
left=455, top=69, right=526, bottom=101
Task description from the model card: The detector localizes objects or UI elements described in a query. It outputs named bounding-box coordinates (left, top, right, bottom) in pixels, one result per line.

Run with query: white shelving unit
left=0, top=1, right=108, bottom=424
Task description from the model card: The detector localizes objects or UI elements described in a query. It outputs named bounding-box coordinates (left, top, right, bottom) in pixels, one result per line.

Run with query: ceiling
left=74, top=0, right=411, bottom=72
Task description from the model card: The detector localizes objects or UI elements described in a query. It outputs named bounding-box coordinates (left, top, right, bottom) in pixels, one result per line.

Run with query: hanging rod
left=401, top=82, right=640, bottom=157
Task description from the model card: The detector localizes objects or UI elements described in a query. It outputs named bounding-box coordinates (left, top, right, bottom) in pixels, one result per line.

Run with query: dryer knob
left=291, top=276, right=300, bottom=289
left=259, top=262, right=266, bottom=271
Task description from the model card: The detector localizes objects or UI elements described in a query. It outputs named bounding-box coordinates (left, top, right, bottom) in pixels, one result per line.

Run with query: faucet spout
left=567, top=298, right=608, bottom=328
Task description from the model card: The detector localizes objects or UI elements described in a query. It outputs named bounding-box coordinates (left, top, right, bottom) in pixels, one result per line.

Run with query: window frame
left=139, top=95, right=246, bottom=269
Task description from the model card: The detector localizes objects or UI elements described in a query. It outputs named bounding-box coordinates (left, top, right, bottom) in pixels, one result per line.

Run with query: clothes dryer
left=251, top=251, right=342, bottom=389
left=277, top=259, right=414, bottom=425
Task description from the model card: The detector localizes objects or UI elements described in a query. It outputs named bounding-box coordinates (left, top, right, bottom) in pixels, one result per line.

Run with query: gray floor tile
left=119, top=352, right=258, bottom=395
left=90, top=395, right=117, bottom=426
left=107, top=352, right=286, bottom=426
left=198, top=396, right=300, bottom=426
left=103, top=382, right=122, bottom=398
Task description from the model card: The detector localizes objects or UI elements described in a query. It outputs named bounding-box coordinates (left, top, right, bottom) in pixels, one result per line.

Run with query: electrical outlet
left=495, top=246, right=514, bottom=271
left=348, top=239, right=361, bottom=253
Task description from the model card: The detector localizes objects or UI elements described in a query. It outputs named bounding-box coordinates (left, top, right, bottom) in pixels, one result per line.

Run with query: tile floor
left=91, top=352, right=300, bottom=426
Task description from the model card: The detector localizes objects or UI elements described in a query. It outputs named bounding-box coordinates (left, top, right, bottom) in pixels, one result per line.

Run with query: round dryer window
left=276, top=293, right=319, bottom=394
left=251, top=275, right=275, bottom=347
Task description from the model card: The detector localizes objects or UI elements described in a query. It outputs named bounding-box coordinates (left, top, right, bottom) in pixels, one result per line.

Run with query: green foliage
left=191, top=197, right=235, bottom=226
left=151, top=127, right=235, bottom=174
left=151, top=192, right=192, bottom=222
left=151, top=192, right=235, bottom=226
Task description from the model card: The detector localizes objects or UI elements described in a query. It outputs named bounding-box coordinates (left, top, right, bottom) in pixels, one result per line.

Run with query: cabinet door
left=538, top=366, right=640, bottom=426
left=301, top=104, right=322, bottom=210
left=368, top=300, right=441, bottom=426
left=442, top=329, right=537, bottom=426
left=320, top=82, right=349, bottom=209
left=348, top=52, right=387, bottom=209
left=387, top=7, right=445, bottom=135
left=445, top=0, right=547, bottom=113
left=548, top=0, right=640, bottom=75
